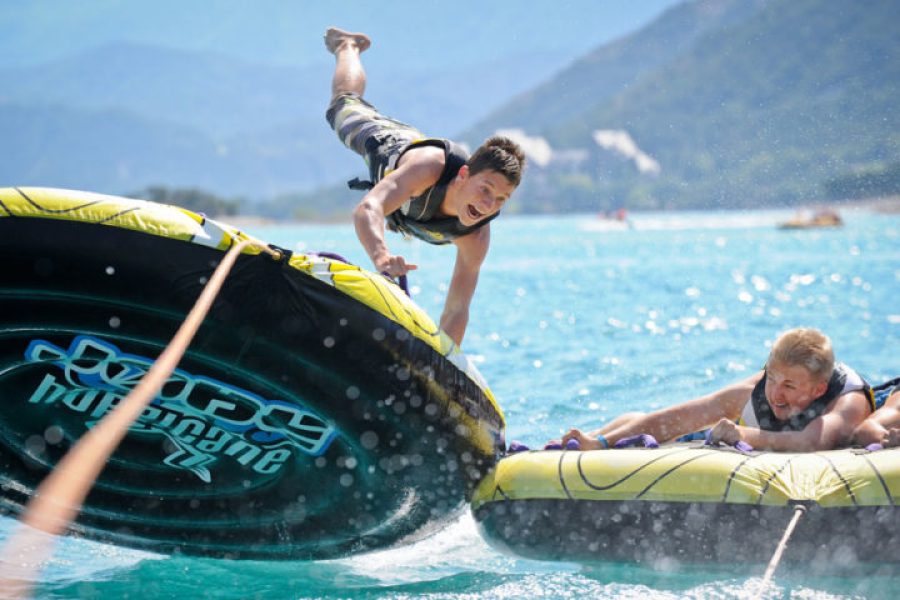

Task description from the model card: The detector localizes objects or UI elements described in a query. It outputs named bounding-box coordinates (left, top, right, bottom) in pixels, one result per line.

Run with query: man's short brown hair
left=467, top=136, right=526, bottom=187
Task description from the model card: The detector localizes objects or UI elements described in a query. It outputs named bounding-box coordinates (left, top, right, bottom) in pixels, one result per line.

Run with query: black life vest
left=745, top=363, right=874, bottom=432
left=350, top=137, right=497, bottom=245
left=388, top=138, right=498, bottom=245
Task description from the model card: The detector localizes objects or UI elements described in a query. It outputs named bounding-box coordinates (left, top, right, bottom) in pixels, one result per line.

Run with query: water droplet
left=44, top=426, right=64, bottom=445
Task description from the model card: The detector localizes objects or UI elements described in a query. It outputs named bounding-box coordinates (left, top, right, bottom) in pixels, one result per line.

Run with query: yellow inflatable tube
left=471, top=445, right=900, bottom=565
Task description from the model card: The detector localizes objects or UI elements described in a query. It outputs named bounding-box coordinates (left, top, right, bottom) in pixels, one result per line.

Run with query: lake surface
left=3, top=208, right=898, bottom=598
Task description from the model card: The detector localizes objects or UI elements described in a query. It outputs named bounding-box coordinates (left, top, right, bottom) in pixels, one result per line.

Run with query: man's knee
left=326, top=92, right=352, bottom=129
left=325, top=92, right=373, bottom=129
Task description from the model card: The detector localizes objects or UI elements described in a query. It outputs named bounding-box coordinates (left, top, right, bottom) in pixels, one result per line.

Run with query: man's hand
left=851, top=418, right=888, bottom=447
left=887, top=428, right=900, bottom=448
left=708, top=418, right=742, bottom=445
left=353, top=150, right=441, bottom=280
left=374, top=253, right=418, bottom=277
left=558, top=428, right=605, bottom=450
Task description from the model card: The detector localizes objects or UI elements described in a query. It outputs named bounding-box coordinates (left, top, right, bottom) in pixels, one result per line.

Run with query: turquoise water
left=4, top=208, right=899, bottom=599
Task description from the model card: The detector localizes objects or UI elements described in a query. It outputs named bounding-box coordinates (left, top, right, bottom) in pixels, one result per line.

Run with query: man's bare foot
left=324, top=27, right=371, bottom=54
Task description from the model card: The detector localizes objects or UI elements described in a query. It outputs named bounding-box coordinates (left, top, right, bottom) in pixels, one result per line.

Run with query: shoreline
left=219, top=194, right=900, bottom=226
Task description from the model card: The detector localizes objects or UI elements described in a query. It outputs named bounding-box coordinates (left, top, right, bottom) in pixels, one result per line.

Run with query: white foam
left=330, top=512, right=576, bottom=586
left=579, top=210, right=795, bottom=232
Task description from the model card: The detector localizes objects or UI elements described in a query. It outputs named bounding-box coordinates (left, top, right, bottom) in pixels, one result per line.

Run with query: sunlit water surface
left=2, top=208, right=898, bottom=599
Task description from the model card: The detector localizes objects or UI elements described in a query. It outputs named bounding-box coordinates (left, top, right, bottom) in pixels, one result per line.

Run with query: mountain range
left=464, top=0, right=900, bottom=211
left=0, top=40, right=570, bottom=201
left=1, top=0, right=897, bottom=214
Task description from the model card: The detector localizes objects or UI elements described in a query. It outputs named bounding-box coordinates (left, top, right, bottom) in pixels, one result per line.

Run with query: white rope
left=0, top=238, right=274, bottom=598
left=753, top=503, right=807, bottom=600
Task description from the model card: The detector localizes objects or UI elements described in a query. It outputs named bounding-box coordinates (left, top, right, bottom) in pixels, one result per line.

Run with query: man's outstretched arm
left=353, top=156, right=442, bottom=276
left=852, top=390, right=900, bottom=446
left=560, top=373, right=761, bottom=449
left=441, top=226, right=490, bottom=346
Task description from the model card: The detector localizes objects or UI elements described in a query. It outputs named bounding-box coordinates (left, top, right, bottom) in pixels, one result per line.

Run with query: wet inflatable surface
left=472, top=445, right=900, bottom=564
left=0, top=187, right=505, bottom=559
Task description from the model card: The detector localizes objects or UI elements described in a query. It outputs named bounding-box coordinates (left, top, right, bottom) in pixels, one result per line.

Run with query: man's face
left=453, top=167, right=515, bottom=227
left=764, top=361, right=828, bottom=420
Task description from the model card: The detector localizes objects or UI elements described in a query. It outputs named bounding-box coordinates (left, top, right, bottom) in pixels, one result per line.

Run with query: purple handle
left=733, top=440, right=754, bottom=453
left=314, top=251, right=350, bottom=263
left=541, top=440, right=582, bottom=450
left=613, top=434, right=660, bottom=449
left=866, top=443, right=884, bottom=452
left=508, top=441, right=531, bottom=453
left=380, top=271, right=411, bottom=297
left=543, top=435, right=661, bottom=450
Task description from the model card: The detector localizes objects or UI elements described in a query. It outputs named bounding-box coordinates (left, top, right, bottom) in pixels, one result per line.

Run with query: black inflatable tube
left=0, top=194, right=504, bottom=560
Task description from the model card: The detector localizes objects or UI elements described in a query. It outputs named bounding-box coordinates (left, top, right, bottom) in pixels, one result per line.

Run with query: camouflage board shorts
left=326, top=93, right=424, bottom=182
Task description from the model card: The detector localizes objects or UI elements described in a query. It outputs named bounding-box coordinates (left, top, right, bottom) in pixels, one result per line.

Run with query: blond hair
left=768, top=328, right=834, bottom=382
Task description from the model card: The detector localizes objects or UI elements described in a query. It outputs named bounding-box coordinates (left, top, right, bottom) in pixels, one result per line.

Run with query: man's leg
left=325, top=27, right=371, bottom=100
left=323, top=27, right=420, bottom=164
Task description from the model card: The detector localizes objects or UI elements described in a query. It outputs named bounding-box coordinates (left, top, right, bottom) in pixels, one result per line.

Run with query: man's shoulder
left=396, top=144, right=447, bottom=180
left=402, top=143, right=447, bottom=163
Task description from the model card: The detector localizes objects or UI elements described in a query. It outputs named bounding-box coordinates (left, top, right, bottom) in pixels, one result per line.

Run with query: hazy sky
left=0, top=0, right=685, bottom=70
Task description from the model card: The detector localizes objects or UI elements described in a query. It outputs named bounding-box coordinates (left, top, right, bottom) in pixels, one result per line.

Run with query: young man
left=555, top=328, right=875, bottom=452
left=851, top=378, right=900, bottom=447
left=324, top=27, right=526, bottom=347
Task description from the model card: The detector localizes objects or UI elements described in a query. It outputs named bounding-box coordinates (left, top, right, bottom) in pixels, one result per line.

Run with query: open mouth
left=772, top=402, right=792, bottom=416
left=467, top=204, right=484, bottom=221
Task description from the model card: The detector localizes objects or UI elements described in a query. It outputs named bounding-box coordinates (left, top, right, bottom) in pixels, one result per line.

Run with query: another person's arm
left=352, top=149, right=443, bottom=276
left=561, top=373, right=761, bottom=450
left=852, top=390, right=900, bottom=447
left=440, top=226, right=489, bottom=346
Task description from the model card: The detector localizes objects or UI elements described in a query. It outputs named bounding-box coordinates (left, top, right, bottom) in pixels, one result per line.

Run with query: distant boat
left=581, top=207, right=632, bottom=231
left=778, top=208, right=843, bottom=230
